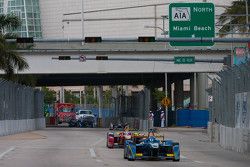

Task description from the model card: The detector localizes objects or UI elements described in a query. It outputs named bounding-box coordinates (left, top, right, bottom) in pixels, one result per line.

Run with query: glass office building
left=0, top=0, right=42, bottom=38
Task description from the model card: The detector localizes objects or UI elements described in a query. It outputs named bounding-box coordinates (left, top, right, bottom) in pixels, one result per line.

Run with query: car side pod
left=125, top=140, right=136, bottom=161
left=173, top=142, right=180, bottom=161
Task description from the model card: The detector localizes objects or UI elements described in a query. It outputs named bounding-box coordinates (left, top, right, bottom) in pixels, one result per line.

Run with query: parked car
left=76, top=109, right=95, bottom=127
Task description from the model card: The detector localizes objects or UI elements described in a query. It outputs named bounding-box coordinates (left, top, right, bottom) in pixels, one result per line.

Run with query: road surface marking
left=180, top=155, right=187, bottom=159
left=194, top=160, right=204, bottom=163
left=96, top=159, right=103, bottom=162
left=92, top=138, right=104, bottom=147
left=89, top=148, right=96, bottom=158
left=0, top=147, right=15, bottom=160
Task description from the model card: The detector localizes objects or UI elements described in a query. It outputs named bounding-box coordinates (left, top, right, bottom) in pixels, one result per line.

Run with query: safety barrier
left=0, top=79, right=45, bottom=136
left=176, top=109, right=209, bottom=127
left=208, top=122, right=250, bottom=153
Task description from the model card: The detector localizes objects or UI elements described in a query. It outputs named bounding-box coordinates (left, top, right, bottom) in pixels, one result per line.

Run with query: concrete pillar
left=190, top=73, right=198, bottom=109
left=97, top=86, right=103, bottom=118
left=93, top=87, right=96, bottom=99
left=174, top=79, right=184, bottom=110
left=165, top=73, right=168, bottom=127
left=144, top=87, right=151, bottom=120
left=83, top=87, right=87, bottom=108
left=111, top=86, right=118, bottom=117
left=111, top=86, right=118, bottom=98
left=60, top=87, right=64, bottom=103
left=197, top=73, right=209, bottom=109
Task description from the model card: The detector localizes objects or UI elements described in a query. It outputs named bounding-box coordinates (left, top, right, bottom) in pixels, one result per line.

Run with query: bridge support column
left=165, top=73, right=168, bottom=127
left=190, top=73, right=198, bottom=109
left=111, top=86, right=118, bottom=117
left=60, top=87, right=65, bottom=103
left=174, top=79, right=184, bottom=110
left=97, top=86, right=103, bottom=127
left=197, top=73, right=209, bottom=109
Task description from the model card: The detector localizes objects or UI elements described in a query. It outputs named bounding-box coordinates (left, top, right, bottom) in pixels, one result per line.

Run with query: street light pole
left=246, top=0, right=249, bottom=31
left=81, top=0, right=84, bottom=44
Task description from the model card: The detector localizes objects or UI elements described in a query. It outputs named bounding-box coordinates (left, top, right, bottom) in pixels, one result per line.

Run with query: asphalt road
left=0, top=127, right=250, bottom=167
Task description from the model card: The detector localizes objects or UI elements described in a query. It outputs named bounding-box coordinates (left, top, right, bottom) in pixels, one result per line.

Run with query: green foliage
left=17, top=75, right=37, bottom=87
left=103, top=89, right=112, bottom=107
left=42, top=87, right=57, bottom=104
left=0, top=14, right=29, bottom=81
left=64, top=90, right=80, bottom=104
left=152, top=88, right=165, bottom=102
left=84, top=86, right=112, bottom=107
left=218, top=0, right=250, bottom=36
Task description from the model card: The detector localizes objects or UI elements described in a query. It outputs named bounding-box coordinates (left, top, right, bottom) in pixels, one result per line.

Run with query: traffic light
left=16, top=37, right=34, bottom=43
left=59, top=56, right=71, bottom=60
left=138, top=36, right=155, bottom=42
left=223, top=55, right=232, bottom=67
left=96, top=56, right=108, bottom=60
left=16, top=38, right=34, bottom=43
left=85, top=37, right=102, bottom=43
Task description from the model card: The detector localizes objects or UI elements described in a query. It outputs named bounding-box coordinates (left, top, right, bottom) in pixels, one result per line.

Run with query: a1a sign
left=169, top=3, right=215, bottom=46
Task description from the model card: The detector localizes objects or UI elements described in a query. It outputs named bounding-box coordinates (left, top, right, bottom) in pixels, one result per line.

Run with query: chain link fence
left=210, top=62, right=250, bottom=127
left=208, top=61, right=250, bottom=152
left=0, top=79, right=45, bottom=136
left=104, top=89, right=150, bottom=130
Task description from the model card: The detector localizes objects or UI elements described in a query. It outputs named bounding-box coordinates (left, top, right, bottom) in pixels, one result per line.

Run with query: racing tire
left=128, top=158, right=135, bottom=161
left=172, top=142, right=180, bottom=162
left=123, top=148, right=127, bottom=159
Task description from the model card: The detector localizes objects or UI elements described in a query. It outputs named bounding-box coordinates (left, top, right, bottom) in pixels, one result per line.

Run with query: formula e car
left=124, top=135, right=180, bottom=161
left=106, top=130, right=147, bottom=148
left=106, top=131, right=133, bottom=148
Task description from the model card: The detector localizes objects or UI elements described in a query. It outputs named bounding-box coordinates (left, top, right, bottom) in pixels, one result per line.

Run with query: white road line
left=96, top=159, right=103, bottom=163
left=0, top=147, right=15, bottom=160
left=91, top=138, right=105, bottom=147
left=194, top=160, right=204, bottom=164
left=89, top=148, right=96, bottom=158
left=180, top=155, right=187, bottom=159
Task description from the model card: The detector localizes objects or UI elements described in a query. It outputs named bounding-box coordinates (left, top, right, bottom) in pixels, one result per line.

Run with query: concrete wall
left=208, top=122, right=250, bottom=153
left=0, top=118, right=46, bottom=136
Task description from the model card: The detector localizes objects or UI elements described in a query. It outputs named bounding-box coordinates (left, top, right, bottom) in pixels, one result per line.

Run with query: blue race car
left=124, top=135, right=180, bottom=161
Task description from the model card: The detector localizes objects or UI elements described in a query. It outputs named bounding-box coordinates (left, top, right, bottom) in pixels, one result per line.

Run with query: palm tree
left=0, top=14, right=29, bottom=80
left=218, top=0, right=250, bottom=37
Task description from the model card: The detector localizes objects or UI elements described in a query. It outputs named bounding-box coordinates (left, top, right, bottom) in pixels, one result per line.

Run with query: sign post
left=169, top=3, right=215, bottom=46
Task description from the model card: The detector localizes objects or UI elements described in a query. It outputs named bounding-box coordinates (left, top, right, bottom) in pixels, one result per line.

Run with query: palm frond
left=218, top=0, right=249, bottom=37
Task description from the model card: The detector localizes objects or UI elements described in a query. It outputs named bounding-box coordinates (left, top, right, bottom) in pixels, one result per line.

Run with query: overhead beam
left=7, top=37, right=250, bottom=43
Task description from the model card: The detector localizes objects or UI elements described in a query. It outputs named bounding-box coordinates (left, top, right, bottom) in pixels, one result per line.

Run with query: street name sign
left=174, top=56, right=195, bottom=64
left=169, top=3, right=215, bottom=46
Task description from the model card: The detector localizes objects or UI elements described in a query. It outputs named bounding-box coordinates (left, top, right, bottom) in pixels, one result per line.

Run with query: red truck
left=55, top=103, right=76, bottom=125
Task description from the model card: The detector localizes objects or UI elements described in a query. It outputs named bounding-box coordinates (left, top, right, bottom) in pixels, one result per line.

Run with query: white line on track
left=194, top=160, right=204, bottom=163
left=96, top=159, right=103, bottom=163
left=0, top=147, right=15, bottom=160
left=89, top=148, right=96, bottom=158
left=91, top=138, right=105, bottom=147
left=180, top=155, right=187, bottom=159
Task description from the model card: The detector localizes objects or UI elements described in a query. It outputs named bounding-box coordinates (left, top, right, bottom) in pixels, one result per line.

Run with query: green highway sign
left=169, top=3, right=215, bottom=46
left=174, top=56, right=195, bottom=64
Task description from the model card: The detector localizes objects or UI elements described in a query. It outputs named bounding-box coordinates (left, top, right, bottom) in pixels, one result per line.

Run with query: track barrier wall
left=176, top=109, right=209, bottom=127
left=208, top=61, right=250, bottom=153
left=0, top=79, right=45, bottom=136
